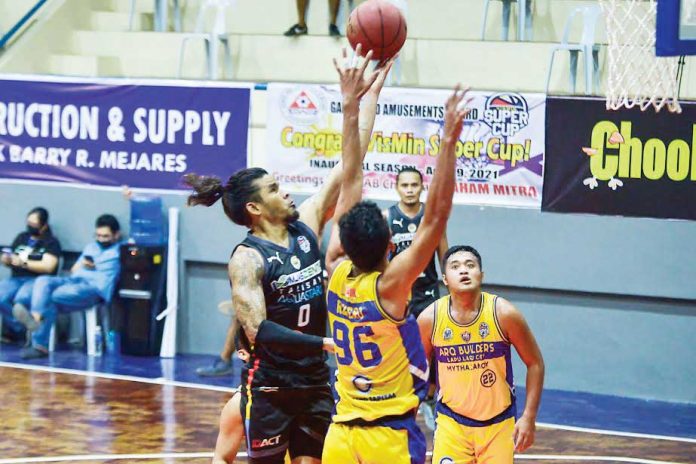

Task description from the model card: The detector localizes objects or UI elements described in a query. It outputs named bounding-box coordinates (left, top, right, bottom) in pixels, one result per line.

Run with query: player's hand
left=0, top=253, right=11, bottom=266
left=366, top=55, right=397, bottom=98
left=322, top=337, right=336, bottom=353
left=443, top=84, right=472, bottom=142
left=236, top=349, right=250, bottom=362
left=333, top=44, right=379, bottom=103
left=513, top=414, right=536, bottom=452
left=10, top=255, right=24, bottom=268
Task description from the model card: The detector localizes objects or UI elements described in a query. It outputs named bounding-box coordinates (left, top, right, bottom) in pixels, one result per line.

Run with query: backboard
left=656, top=0, right=696, bottom=55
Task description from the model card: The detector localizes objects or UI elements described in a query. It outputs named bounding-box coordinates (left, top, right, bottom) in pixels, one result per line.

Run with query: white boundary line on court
left=514, top=455, right=686, bottom=464
left=536, top=422, right=696, bottom=444
left=0, top=361, right=237, bottom=393
left=0, top=452, right=686, bottom=464
left=1, top=362, right=694, bottom=445
left=0, top=452, right=214, bottom=463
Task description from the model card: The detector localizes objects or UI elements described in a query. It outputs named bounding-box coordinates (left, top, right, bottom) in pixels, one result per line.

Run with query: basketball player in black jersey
left=185, top=46, right=393, bottom=464
left=385, top=166, right=448, bottom=318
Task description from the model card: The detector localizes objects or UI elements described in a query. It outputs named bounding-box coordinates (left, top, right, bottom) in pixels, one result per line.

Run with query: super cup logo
left=280, top=87, right=326, bottom=125
left=482, top=93, right=529, bottom=137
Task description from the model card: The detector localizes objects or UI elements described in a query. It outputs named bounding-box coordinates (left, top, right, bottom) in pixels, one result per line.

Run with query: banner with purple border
left=262, top=84, right=545, bottom=208
left=0, top=76, right=251, bottom=190
left=543, top=97, right=696, bottom=220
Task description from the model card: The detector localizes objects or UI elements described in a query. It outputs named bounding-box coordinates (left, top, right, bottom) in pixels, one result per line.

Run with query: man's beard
left=286, top=210, right=300, bottom=223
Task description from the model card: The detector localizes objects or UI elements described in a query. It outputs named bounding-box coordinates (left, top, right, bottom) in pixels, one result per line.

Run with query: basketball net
left=599, top=0, right=682, bottom=113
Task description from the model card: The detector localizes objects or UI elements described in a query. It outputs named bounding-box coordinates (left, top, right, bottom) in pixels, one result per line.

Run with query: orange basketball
left=347, top=0, right=407, bottom=61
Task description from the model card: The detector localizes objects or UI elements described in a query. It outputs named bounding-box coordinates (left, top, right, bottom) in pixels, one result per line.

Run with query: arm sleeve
left=255, top=320, right=324, bottom=354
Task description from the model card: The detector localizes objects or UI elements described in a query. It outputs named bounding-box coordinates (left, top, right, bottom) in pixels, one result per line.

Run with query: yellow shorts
left=432, top=415, right=514, bottom=464
left=322, top=417, right=426, bottom=464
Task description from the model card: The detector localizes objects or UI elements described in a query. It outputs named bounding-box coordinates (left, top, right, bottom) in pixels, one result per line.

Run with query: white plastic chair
left=545, top=5, right=602, bottom=95
left=481, top=0, right=533, bottom=41
left=129, top=0, right=182, bottom=32
left=48, top=304, right=100, bottom=356
left=177, top=0, right=235, bottom=80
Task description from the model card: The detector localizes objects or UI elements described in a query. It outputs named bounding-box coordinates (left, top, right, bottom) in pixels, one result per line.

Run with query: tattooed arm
left=228, top=246, right=266, bottom=344
left=229, top=245, right=334, bottom=352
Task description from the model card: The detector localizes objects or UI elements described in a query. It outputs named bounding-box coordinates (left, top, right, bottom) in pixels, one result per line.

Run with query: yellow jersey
left=432, top=292, right=516, bottom=425
left=327, top=260, right=429, bottom=423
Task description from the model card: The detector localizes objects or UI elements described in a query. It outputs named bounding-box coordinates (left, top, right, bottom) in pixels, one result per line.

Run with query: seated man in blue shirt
left=15, top=214, right=122, bottom=359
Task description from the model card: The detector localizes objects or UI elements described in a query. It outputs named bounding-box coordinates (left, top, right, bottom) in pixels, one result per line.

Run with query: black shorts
left=408, top=283, right=440, bottom=318
left=240, top=367, right=332, bottom=463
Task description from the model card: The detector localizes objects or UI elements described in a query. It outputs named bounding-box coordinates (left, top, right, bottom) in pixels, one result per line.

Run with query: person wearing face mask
left=14, top=214, right=122, bottom=359
left=0, top=207, right=61, bottom=344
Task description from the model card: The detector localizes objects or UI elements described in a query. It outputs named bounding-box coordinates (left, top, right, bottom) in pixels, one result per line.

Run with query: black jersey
left=235, top=220, right=327, bottom=376
left=387, top=204, right=439, bottom=290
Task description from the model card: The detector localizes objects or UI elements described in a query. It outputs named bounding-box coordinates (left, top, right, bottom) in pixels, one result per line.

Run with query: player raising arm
left=322, top=82, right=471, bottom=464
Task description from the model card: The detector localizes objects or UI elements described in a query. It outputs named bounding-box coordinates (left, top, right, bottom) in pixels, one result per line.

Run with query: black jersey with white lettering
left=387, top=204, right=439, bottom=290
left=234, top=220, right=327, bottom=376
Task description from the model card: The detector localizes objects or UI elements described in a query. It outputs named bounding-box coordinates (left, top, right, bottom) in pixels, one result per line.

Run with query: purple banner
left=0, top=77, right=251, bottom=190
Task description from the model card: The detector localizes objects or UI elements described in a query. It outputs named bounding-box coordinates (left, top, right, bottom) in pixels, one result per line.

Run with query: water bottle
left=94, top=325, right=103, bottom=357
left=106, top=330, right=121, bottom=355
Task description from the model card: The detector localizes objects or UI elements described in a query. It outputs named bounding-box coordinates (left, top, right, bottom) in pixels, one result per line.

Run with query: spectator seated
left=16, top=214, right=122, bottom=359
left=0, top=207, right=60, bottom=345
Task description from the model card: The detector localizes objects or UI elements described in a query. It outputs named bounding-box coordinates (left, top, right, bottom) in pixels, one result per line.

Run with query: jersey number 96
left=332, top=321, right=383, bottom=368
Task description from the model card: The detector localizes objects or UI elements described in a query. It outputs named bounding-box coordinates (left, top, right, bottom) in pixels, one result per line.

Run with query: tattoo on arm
left=228, top=247, right=266, bottom=344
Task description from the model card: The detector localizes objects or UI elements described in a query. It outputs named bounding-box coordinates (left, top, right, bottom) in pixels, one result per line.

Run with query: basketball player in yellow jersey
left=321, top=53, right=472, bottom=463
left=418, top=245, right=545, bottom=464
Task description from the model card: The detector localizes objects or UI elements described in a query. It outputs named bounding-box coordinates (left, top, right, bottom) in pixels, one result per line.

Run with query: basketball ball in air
left=347, top=0, right=407, bottom=61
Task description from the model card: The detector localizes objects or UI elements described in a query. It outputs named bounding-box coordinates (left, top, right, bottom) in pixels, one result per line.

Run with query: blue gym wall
left=0, top=182, right=694, bottom=403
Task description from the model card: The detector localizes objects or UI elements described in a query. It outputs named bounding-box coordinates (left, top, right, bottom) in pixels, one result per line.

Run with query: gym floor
left=0, top=345, right=694, bottom=464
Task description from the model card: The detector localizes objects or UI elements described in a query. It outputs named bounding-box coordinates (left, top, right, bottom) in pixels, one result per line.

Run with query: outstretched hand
left=366, top=55, right=397, bottom=97
left=443, top=84, right=472, bottom=141
left=333, top=44, right=379, bottom=102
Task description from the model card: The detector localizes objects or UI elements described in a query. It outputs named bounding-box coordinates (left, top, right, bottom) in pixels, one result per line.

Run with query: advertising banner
left=262, top=84, right=545, bottom=208
left=0, top=76, right=251, bottom=190
left=543, top=97, right=696, bottom=220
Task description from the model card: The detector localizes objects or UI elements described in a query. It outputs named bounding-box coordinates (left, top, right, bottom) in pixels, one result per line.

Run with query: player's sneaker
left=196, top=358, right=233, bottom=377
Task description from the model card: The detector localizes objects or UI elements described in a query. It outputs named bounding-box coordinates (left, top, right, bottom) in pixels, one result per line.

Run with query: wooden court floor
left=1, top=366, right=694, bottom=464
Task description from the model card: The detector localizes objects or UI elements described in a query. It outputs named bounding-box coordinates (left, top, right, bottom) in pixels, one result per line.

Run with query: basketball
left=347, top=0, right=407, bottom=61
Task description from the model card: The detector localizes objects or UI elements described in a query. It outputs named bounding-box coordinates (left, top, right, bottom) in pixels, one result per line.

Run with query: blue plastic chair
left=545, top=5, right=602, bottom=95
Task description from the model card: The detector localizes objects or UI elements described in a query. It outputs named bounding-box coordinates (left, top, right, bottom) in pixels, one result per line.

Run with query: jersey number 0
left=297, top=303, right=310, bottom=328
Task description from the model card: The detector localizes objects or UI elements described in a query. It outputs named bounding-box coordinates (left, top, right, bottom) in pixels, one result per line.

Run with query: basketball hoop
left=599, top=0, right=683, bottom=113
